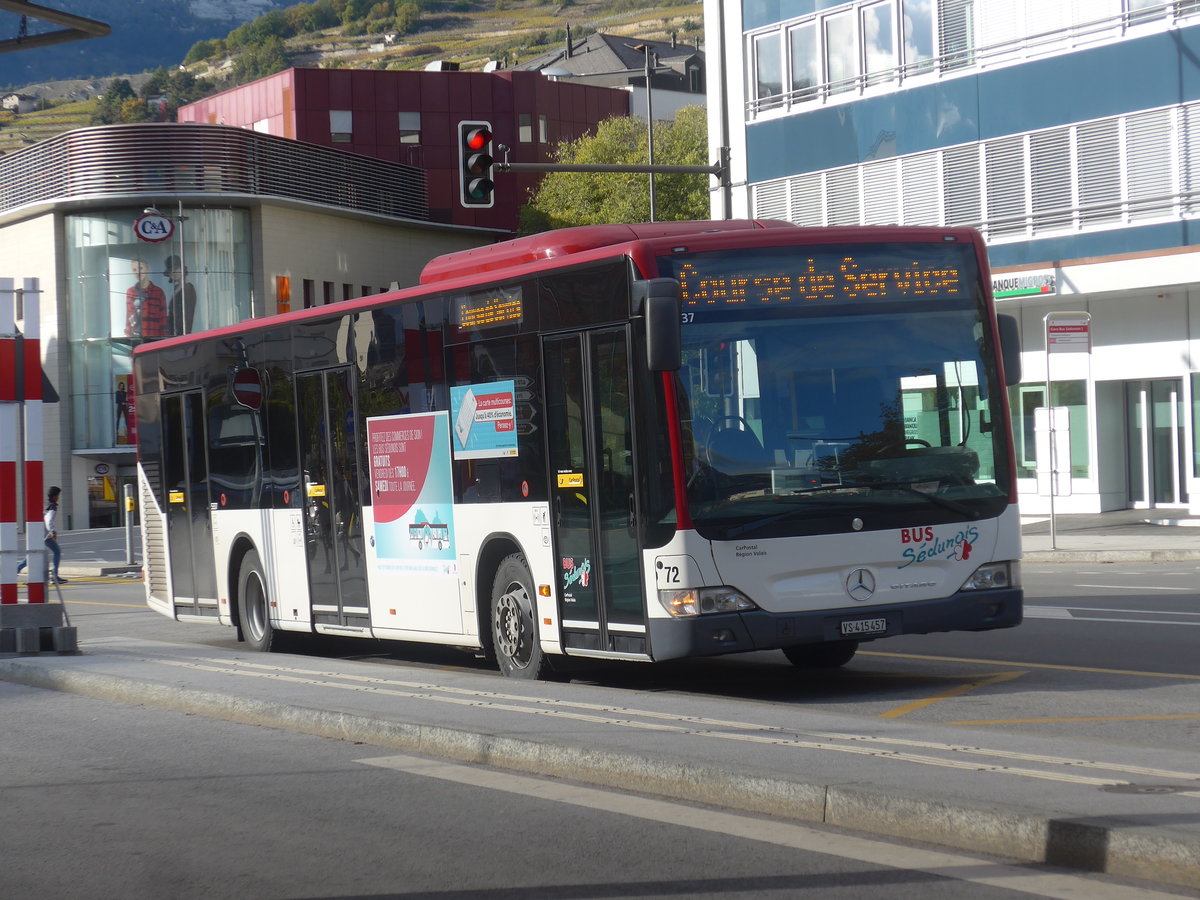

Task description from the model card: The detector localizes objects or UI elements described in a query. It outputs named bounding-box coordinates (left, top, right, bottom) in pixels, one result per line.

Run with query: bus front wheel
left=239, top=550, right=278, bottom=653
left=491, top=553, right=549, bottom=679
left=783, top=640, right=858, bottom=669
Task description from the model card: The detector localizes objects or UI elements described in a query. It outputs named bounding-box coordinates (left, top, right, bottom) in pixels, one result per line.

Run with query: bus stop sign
left=232, top=368, right=262, bottom=410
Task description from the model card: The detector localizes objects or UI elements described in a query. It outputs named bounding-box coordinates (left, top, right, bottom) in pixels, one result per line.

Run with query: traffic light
left=458, top=120, right=495, bottom=208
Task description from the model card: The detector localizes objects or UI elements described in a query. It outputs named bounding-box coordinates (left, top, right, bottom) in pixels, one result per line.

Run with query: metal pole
left=1045, top=323, right=1056, bottom=550
left=124, top=482, right=135, bottom=565
left=644, top=47, right=656, bottom=222
left=176, top=200, right=187, bottom=335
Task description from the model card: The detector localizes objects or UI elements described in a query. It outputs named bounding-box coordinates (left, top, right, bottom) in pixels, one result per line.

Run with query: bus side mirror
left=998, top=314, right=1021, bottom=386
left=635, top=278, right=681, bottom=372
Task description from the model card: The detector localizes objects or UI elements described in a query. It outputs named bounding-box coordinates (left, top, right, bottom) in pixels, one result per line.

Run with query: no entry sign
left=232, top=368, right=263, bottom=410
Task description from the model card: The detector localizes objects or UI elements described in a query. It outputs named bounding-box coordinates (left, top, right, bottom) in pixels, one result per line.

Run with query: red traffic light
left=465, top=126, right=491, bottom=151
left=459, top=121, right=495, bottom=208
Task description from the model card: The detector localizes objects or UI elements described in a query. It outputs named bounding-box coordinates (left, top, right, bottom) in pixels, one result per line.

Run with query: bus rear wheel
left=783, top=640, right=858, bottom=669
left=239, top=550, right=278, bottom=653
left=491, top=553, right=549, bottom=679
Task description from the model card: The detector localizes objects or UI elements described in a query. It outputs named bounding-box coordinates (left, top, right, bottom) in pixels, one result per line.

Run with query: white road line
left=135, top=653, right=1200, bottom=790
left=1043, top=605, right=1200, bottom=615
left=1074, top=584, right=1194, bottom=592
left=1025, top=607, right=1073, bottom=618
left=1025, top=605, right=1200, bottom=625
left=358, top=753, right=1183, bottom=900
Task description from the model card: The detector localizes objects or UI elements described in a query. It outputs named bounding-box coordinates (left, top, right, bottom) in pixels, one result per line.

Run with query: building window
left=753, top=32, right=783, bottom=108
left=861, top=1, right=896, bottom=86
left=343, top=283, right=353, bottom=303
left=519, top=113, right=533, bottom=143
left=276, top=275, right=291, bottom=314
left=788, top=22, right=819, bottom=102
left=825, top=12, right=857, bottom=94
left=688, top=64, right=701, bottom=92
left=330, top=110, right=352, bottom=143
left=303, top=279, right=315, bottom=309
left=938, top=0, right=974, bottom=70
left=323, top=281, right=334, bottom=305
left=904, top=0, right=935, bottom=73
left=399, top=111, right=420, bottom=143
left=64, top=207, right=253, bottom=451
left=538, top=114, right=548, bottom=143
left=1009, top=381, right=1089, bottom=480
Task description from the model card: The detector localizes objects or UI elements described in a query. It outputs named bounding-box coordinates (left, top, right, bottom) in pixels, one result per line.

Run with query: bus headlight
left=961, top=561, right=1019, bottom=591
left=658, top=586, right=757, bottom=618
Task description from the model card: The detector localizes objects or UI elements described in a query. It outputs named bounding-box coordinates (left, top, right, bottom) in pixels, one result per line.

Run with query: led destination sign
left=670, top=247, right=969, bottom=309
left=454, top=285, right=524, bottom=331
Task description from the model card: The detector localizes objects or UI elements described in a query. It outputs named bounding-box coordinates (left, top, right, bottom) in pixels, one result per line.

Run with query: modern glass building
left=0, top=123, right=491, bottom=530
left=707, top=0, right=1200, bottom=512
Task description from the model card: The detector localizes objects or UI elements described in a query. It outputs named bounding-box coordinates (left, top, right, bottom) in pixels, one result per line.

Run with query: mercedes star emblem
left=846, top=568, right=876, bottom=601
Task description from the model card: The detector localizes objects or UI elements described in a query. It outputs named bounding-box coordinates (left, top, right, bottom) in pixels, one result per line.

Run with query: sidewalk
left=1021, top=508, right=1200, bottom=562
left=1, top=636, right=1198, bottom=891
left=48, top=512, right=1200, bottom=577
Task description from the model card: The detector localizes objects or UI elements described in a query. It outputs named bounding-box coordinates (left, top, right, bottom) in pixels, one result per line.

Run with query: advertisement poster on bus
left=366, top=411, right=456, bottom=575
left=450, top=380, right=518, bottom=459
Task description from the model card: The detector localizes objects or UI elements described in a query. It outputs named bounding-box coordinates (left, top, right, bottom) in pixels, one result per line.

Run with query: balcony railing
left=0, top=123, right=429, bottom=221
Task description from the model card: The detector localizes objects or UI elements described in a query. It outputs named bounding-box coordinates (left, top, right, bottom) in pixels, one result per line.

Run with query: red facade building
left=178, top=67, right=630, bottom=233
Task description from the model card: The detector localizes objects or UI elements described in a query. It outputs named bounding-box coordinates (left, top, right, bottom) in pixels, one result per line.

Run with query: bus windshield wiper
left=724, top=481, right=977, bottom=539
left=856, top=480, right=980, bottom=519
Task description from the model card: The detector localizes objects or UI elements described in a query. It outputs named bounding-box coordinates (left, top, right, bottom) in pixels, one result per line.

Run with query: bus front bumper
left=649, top=588, right=1023, bottom=661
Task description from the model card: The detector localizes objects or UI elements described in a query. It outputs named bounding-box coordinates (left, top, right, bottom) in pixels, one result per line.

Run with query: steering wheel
left=703, top=415, right=756, bottom=466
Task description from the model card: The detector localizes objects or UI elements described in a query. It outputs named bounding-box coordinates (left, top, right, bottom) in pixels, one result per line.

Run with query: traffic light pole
left=496, top=145, right=732, bottom=217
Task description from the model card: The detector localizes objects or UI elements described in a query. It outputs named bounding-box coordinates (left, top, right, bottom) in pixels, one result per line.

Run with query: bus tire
left=783, top=640, right=858, bottom=669
left=491, top=553, right=549, bottom=679
left=239, top=550, right=278, bottom=653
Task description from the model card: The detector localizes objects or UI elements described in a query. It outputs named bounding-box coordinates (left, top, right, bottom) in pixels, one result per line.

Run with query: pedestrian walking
left=16, top=486, right=67, bottom=584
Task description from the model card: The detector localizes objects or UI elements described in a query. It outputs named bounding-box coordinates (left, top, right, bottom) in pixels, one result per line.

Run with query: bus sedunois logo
left=846, top=568, right=875, bottom=601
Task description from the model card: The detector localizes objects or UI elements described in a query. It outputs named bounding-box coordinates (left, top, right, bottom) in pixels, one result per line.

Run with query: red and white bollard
left=0, top=276, right=21, bottom=607
left=0, top=277, right=74, bottom=653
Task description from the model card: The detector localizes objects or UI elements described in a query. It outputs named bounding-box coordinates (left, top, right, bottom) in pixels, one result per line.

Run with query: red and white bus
left=133, top=220, right=1024, bottom=678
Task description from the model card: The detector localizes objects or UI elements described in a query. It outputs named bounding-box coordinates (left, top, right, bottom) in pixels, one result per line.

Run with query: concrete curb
left=1023, top=550, right=1200, bottom=563
left=1, top=659, right=1197, bottom=891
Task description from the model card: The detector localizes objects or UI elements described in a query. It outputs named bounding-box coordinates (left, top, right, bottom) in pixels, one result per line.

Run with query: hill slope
left=0, top=0, right=292, bottom=88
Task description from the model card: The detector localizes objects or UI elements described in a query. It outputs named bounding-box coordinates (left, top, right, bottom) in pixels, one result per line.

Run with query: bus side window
left=449, top=334, right=546, bottom=504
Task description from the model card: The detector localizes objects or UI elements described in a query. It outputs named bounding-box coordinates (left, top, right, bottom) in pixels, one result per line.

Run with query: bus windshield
left=659, top=241, right=1011, bottom=540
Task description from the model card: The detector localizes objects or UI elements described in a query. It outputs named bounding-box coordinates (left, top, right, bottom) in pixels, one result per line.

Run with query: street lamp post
left=634, top=44, right=657, bottom=222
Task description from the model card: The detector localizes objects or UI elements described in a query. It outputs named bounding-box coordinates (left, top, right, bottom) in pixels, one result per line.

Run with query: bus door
left=160, top=390, right=218, bottom=617
left=544, top=329, right=649, bottom=656
left=296, top=369, right=369, bottom=629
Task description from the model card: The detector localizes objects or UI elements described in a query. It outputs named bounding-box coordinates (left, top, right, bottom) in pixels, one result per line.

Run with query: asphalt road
left=46, top=559, right=1200, bottom=752
left=1, top=678, right=1184, bottom=900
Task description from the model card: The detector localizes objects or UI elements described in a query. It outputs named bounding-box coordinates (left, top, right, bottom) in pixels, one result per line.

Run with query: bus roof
left=419, top=219, right=795, bottom=285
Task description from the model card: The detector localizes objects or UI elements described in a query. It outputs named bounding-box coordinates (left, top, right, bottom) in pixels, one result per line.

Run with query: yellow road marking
left=950, top=714, right=1200, bottom=726
left=861, top=649, right=1200, bottom=681
left=878, top=670, right=1027, bottom=719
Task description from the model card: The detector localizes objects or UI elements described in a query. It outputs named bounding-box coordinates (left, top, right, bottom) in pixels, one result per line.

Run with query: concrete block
left=15, top=627, right=39, bottom=654
left=53, top=626, right=77, bottom=654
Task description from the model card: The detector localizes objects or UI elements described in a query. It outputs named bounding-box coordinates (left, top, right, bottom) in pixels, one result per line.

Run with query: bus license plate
left=841, top=617, right=887, bottom=637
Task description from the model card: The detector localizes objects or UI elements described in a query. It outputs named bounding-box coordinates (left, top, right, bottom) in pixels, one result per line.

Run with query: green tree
left=342, top=0, right=375, bottom=25
left=183, top=38, right=222, bottom=65
left=232, top=35, right=291, bottom=83
left=394, top=2, right=420, bottom=33
left=138, top=67, right=217, bottom=120
left=520, top=106, right=710, bottom=232
left=90, top=79, right=138, bottom=125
